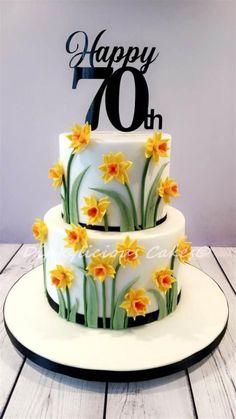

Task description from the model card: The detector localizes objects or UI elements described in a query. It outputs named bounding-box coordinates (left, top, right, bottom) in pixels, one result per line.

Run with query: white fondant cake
left=59, top=131, right=171, bottom=230
left=44, top=205, right=185, bottom=327
left=33, top=126, right=192, bottom=330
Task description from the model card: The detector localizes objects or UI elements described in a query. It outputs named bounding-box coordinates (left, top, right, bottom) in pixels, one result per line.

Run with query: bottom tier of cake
left=43, top=205, right=186, bottom=329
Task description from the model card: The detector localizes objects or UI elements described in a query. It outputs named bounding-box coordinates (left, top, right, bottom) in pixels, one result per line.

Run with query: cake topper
left=66, top=30, right=163, bottom=131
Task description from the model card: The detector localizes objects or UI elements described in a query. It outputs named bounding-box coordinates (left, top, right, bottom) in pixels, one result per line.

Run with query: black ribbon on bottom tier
left=46, top=290, right=181, bottom=329
left=61, top=213, right=168, bottom=231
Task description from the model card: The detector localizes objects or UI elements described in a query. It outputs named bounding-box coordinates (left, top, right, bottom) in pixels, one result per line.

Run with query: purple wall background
left=0, top=1, right=235, bottom=245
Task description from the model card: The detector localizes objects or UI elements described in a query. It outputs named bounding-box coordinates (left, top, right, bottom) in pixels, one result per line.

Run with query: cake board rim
left=3, top=264, right=229, bottom=383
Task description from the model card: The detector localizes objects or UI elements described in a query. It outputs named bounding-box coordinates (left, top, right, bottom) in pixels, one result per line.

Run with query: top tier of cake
left=56, top=128, right=178, bottom=232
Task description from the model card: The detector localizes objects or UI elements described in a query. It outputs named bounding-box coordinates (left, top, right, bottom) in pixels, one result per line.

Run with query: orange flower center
left=162, top=275, right=171, bottom=286
left=108, top=163, right=119, bottom=176
left=172, top=185, right=178, bottom=194
left=87, top=207, right=98, bottom=217
left=69, top=231, right=78, bottom=242
left=33, top=227, right=39, bottom=237
left=94, top=265, right=106, bottom=277
left=50, top=169, right=58, bottom=178
left=73, top=133, right=86, bottom=144
left=158, top=142, right=167, bottom=152
left=125, top=249, right=137, bottom=261
left=181, top=248, right=188, bottom=256
left=52, top=276, right=60, bottom=286
left=134, top=299, right=145, bottom=311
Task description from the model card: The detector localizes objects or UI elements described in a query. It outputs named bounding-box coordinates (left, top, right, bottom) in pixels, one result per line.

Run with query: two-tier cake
left=32, top=123, right=192, bottom=330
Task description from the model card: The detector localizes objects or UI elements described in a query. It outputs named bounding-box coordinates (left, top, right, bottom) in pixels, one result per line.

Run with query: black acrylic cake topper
left=66, top=30, right=163, bottom=131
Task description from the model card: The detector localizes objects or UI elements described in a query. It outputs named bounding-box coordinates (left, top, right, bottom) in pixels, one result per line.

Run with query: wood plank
left=0, top=244, right=41, bottom=416
left=3, top=360, right=106, bottom=419
left=211, top=247, right=236, bottom=291
left=188, top=247, right=236, bottom=419
left=106, top=372, right=196, bottom=419
left=0, top=244, right=21, bottom=272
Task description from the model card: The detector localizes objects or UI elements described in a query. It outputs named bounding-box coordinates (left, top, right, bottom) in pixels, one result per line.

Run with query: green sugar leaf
left=90, top=187, right=134, bottom=231
left=56, top=288, right=66, bottom=319
left=148, top=289, right=167, bottom=320
left=144, top=162, right=169, bottom=228
left=86, top=276, right=98, bottom=328
left=69, top=299, right=79, bottom=323
left=170, top=282, right=178, bottom=313
left=69, top=166, right=90, bottom=224
left=112, top=277, right=139, bottom=330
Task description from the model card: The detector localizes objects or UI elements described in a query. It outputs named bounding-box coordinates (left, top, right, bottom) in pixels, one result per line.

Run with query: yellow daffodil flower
left=64, top=224, right=88, bottom=253
left=81, top=195, right=110, bottom=225
left=158, top=177, right=180, bottom=204
left=176, top=236, right=192, bottom=263
left=66, top=122, right=91, bottom=153
left=99, top=152, right=133, bottom=184
left=145, top=132, right=169, bottom=163
left=120, top=288, right=150, bottom=319
left=50, top=264, right=74, bottom=288
left=32, top=218, right=48, bottom=244
left=48, top=162, right=64, bottom=188
left=116, top=236, right=145, bottom=268
left=152, top=267, right=176, bottom=292
left=87, top=252, right=116, bottom=282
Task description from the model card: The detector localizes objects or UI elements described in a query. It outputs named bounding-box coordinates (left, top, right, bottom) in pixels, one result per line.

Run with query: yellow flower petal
left=66, top=122, right=91, bottom=153
left=120, top=288, right=150, bottom=319
left=87, top=251, right=116, bottom=282
left=50, top=264, right=75, bottom=289
left=81, top=195, right=111, bottom=225
left=48, top=162, right=64, bottom=188
left=158, top=177, right=180, bottom=204
left=152, top=267, right=176, bottom=292
left=64, top=224, right=88, bottom=253
left=176, top=236, right=192, bottom=263
left=98, top=152, right=133, bottom=184
left=32, top=218, right=48, bottom=244
left=144, top=132, right=170, bottom=163
left=116, top=236, right=145, bottom=268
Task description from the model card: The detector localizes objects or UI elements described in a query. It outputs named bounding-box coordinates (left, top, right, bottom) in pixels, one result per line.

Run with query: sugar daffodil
left=176, top=237, right=192, bottom=263
left=64, top=224, right=88, bottom=253
left=116, top=236, right=145, bottom=268
left=87, top=252, right=116, bottom=282
left=32, top=218, right=48, bottom=244
left=81, top=195, right=110, bottom=225
left=66, top=122, right=91, bottom=153
left=158, top=177, right=180, bottom=204
left=48, top=162, right=64, bottom=188
left=145, top=132, right=170, bottom=163
left=152, top=267, right=176, bottom=292
left=120, top=288, right=150, bottom=319
left=50, top=264, right=75, bottom=288
left=99, top=152, right=133, bottom=184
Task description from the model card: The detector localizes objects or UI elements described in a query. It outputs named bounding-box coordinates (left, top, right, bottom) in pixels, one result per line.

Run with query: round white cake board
left=4, top=264, right=228, bottom=382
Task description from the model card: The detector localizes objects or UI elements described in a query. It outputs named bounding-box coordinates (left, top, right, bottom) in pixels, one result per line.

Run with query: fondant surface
left=59, top=131, right=171, bottom=229
left=44, top=205, right=185, bottom=325
left=4, top=264, right=228, bottom=378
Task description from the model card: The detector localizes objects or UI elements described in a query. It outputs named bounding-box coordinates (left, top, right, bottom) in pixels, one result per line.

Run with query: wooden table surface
left=0, top=244, right=235, bottom=419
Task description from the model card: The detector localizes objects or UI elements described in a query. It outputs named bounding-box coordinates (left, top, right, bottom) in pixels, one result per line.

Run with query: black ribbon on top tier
left=61, top=213, right=167, bottom=231
left=46, top=290, right=181, bottom=329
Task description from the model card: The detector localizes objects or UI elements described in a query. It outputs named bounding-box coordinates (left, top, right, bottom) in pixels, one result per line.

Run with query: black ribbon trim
left=46, top=290, right=181, bottom=328
left=61, top=213, right=167, bottom=231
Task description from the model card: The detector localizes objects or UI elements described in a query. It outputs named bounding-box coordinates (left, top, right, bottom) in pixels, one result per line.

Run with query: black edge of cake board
left=3, top=265, right=229, bottom=383
left=3, top=312, right=228, bottom=383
